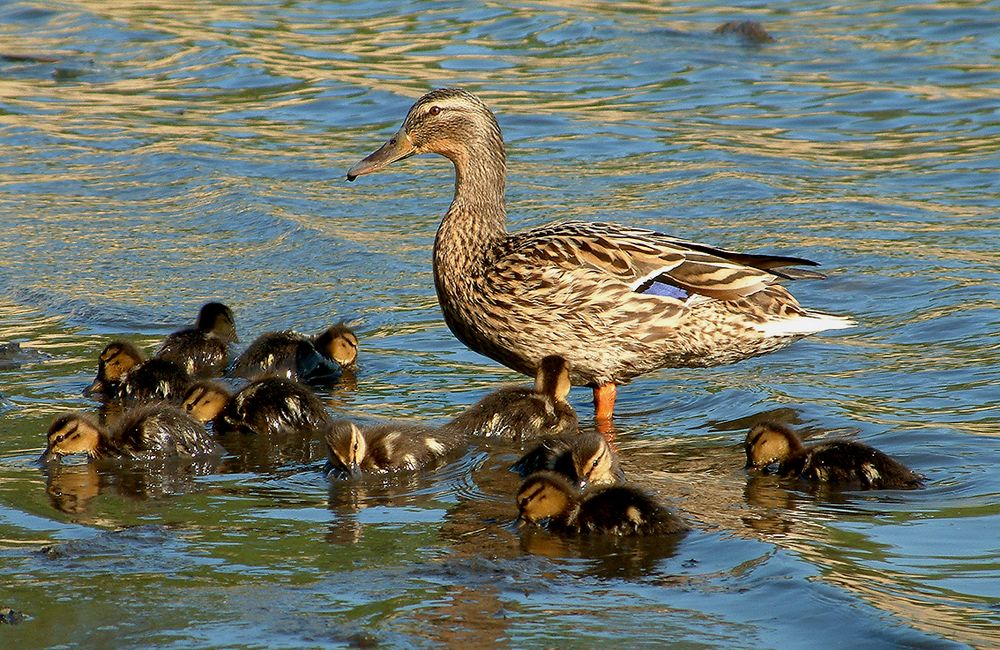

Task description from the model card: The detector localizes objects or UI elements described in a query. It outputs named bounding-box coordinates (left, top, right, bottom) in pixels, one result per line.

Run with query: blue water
left=1, top=1, right=998, bottom=647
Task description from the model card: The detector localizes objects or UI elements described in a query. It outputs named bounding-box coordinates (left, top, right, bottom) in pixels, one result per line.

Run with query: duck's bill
left=346, top=129, right=415, bottom=181
left=37, top=449, right=56, bottom=464
left=82, top=377, right=105, bottom=397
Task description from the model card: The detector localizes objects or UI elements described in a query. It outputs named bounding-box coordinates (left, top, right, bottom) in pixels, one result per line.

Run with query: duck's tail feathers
left=759, top=310, right=856, bottom=338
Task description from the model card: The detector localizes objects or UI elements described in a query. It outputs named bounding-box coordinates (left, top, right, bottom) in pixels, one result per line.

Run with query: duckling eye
left=591, top=459, right=599, bottom=469
left=428, top=106, right=441, bottom=116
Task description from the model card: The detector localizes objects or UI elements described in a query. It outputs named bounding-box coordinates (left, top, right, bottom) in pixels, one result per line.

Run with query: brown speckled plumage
left=348, top=89, right=852, bottom=411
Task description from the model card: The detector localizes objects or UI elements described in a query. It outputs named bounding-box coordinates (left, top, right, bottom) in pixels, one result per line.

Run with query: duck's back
left=576, top=486, right=687, bottom=536
left=114, top=404, right=222, bottom=459
left=157, top=330, right=228, bottom=377
left=226, top=376, right=329, bottom=436
left=784, top=441, right=923, bottom=490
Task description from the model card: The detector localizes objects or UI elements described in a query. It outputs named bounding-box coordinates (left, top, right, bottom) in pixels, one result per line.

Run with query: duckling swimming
left=85, top=340, right=191, bottom=405
left=511, top=431, right=624, bottom=488
left=156, top=302, right=237, bottom=377
left=516, top=471, right=687, bottom=536
left=40, top=404, right=222, bottom=462
left=228, top=323, right=358, bottom=382
left=323, top=419, right=463, bottom=478
left=744, top=422, right=923, bottom=490
left=181, top=376, right=330, bottom=436
left=447, top=355, right=578, bottom=440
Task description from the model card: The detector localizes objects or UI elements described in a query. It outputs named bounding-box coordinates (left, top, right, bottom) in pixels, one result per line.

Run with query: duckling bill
left=744, top=422, right=923, bottom=490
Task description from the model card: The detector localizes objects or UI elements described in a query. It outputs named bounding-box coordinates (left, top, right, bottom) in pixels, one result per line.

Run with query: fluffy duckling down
left=182, top=376, right=330, bottom=437
left=516, top=471, right=687, bottom=537
left=41, top=404, right=222, bottom=463
left=155, top=301, right=237, bottom=377
left=85, top=340, right=191, bottom=406
left=447, top=355, right=578, bottom=440
left=745, top=422, right=923, bottom=490
left=511, top=431, right=624, bottom=488
left=228, top=323, right=358, bottom=382
left=323, top=419, right=463, bottom=478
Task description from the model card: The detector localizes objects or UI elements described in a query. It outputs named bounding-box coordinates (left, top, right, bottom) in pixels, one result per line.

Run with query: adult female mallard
left=347, top=88, right=853, bottom=422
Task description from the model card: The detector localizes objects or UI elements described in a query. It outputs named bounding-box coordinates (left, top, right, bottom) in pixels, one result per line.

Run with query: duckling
left=511, top=431, right=625, bottom=488
left=516, top=471, right=687, bottom=536
left=228, top=323, right=358, bottom=382
left=40, top=404, right=223, bottom=463
left=447, top=355, right=578, bottom=440
left=181, top=376, right=330, bottom=436
left=155, top=302, right=237, bottom=377
left=85, top=340, right=191, bottom=405
left=323, top=419, right=463, bottom=478
left=744, top=422, right=923, bottom=490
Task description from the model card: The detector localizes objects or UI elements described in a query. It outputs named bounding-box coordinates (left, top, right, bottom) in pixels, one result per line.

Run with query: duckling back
left=575, top=486, right=687, bottom=536
left=785, top=441, right=924, bottom=490
left=118, top=358, right=193, bottom=406
left=324, top=419, right=462, bottom=478
left=447, top=386, right=578, bottom=440
left=229, top=331, right=337, bottom=382
left=155, top=302, right=236, bottom=377
left=114, top=403, right=223, bottom=460
left=224, top=376, right=330, bottom=436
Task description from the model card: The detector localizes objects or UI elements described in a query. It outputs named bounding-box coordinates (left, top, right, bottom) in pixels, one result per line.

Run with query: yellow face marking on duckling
left=578, top=440, right=613, bottom=485
left=98, top=343, right=141, bottom=382
left=745, top=423, right=798, bottom=469
left=44, top=415, right=101, bottom=459
left=330, top=331, right=359, bottom=367
left=516, top=476, right=573, bottom=523
left=181, top=384, right=229, bottom=422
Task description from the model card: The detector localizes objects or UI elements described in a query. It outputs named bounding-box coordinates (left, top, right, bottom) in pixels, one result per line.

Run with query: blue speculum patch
left=638, top=281, right=689, bottom=300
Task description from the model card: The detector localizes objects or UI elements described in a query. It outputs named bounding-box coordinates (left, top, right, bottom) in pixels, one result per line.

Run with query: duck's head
left=324, top=420, right=368, bottom=478
left=347, top=88, right=503, bottom=181
left=558, top=433, right=617, bottom=488
left=40, top=414, right=103, bottom=462
left=196, top=302, right=238, bottom=343
left=745, top=422, right=804, bottom=469
left=181, top=380, right=231, bottom=423
left=535, top=355, right=571, bottom=403
left=84, top=340, right=144, bottom=396
left=516, top=471, right=577, bottom=525
left=314, top=323, right=359, bottom=368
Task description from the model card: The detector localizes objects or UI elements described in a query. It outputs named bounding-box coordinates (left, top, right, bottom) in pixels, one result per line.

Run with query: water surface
left=1, top=1, right=998, bottom=647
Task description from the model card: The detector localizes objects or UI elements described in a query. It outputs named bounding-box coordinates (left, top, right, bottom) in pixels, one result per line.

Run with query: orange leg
left=593, top=383, right=617, bottom=440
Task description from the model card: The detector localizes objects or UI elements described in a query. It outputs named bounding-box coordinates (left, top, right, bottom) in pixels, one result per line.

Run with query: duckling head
left=516, top=471, right=577, bottom=525
left=84, top=340, right=144, bottom=396
left=324, top=420, right=368, bottom=477
left=562, top=433, right=617, bottom=488
left=196, top=302, right=238, bottom=343
left=347, top=88, right=501, bottom=181
left=535, top=355, right=571, bottom=403
left=745, top=422, right=804, bottom=469
left=41, top=414, right=103, bottom=461
left=181, top=380, right=231, bottom=423
left=314, top=323, right=359, bottom=368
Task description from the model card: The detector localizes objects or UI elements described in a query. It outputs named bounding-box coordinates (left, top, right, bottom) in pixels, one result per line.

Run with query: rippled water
left=1, top=1, right=998, bottom=647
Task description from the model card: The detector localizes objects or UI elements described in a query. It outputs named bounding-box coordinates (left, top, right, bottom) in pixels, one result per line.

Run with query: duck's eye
left=591, top=458, right=599, bottom=468
left=428, top=106, right=441, bottom=116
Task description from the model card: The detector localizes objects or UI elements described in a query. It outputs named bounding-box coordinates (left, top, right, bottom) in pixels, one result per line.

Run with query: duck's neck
left=433, top=131, right=508, bottom=277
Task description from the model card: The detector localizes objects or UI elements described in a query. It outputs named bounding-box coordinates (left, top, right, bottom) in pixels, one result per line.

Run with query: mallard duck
left=40, top=404, right=222, bottom=462
left=744, top=422, right=923, bottom=490
left=323, top=419, right=462, bottom=478
left=347, top=88, right=853, bottom=423
left=511, top=431, right=624, bottom=487
left=85, top=340, right=191, bottom=405
left=516, top=471, right=687, bottom=536
left=446, top=354, right=578, bottom=440
left=155, top=302, right=237, bottom=377
left=181, top=376, right=330, bottom=436
left=228, top=323, right=358, bottom=382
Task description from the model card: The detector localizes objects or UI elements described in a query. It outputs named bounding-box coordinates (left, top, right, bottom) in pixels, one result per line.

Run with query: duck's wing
left=501, top=221, right=824, bottom=302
